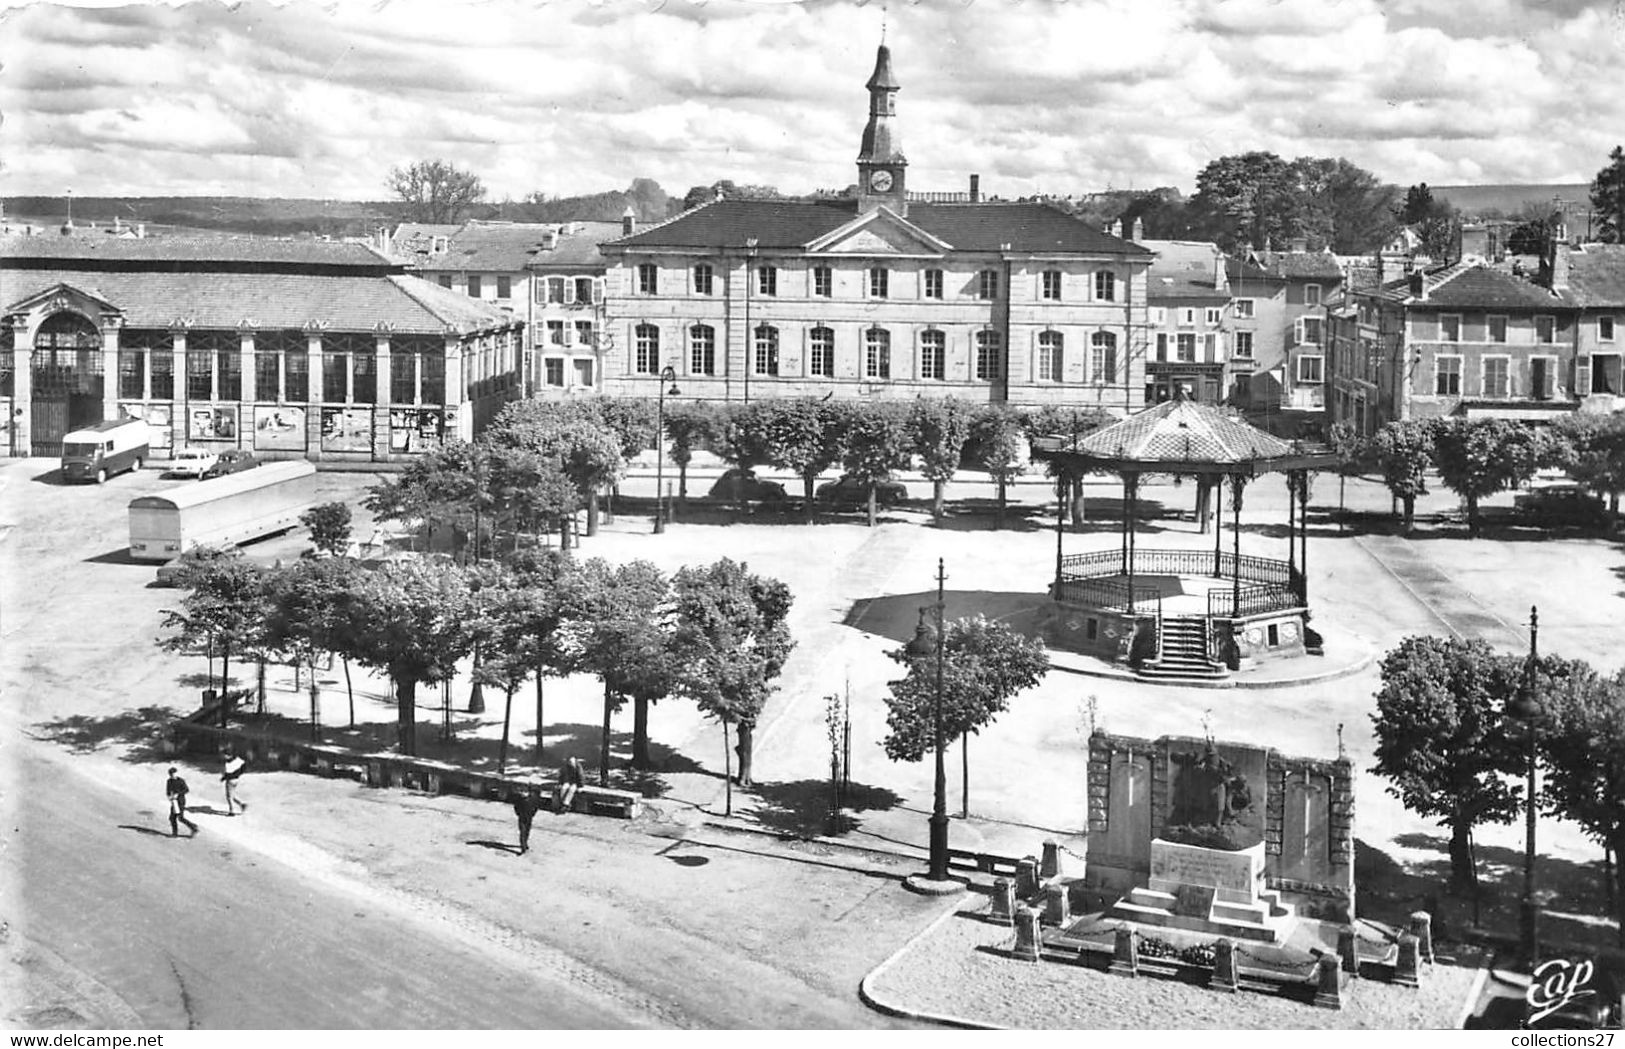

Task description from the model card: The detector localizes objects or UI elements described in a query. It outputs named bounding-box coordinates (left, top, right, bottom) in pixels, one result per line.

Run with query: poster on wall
left=254, top=406, right=307, bottom=451
left=188, top=406, right=237, bottom=441
left=120, top=404, right=173, bottom=450
left=321, top=407, right=372, bottom=452
left=388, top=409, right=444, bottom=454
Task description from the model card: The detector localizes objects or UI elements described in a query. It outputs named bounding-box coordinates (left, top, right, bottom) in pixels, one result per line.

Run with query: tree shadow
left=1358, top=834, right=1619, bottom=952
left=749, top=777, right=903, bottom=836
left=30, top=705, right=179, bottom=764
left=842, top=589, right=1054, bottom=645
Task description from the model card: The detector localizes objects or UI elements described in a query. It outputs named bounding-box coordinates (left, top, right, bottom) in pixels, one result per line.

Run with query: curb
left=1457, top=965, right=1492, bottom=1030
left=858, top=892, right=1004, bottom=1030
left=1048, top=647, right=1375, bottom=690
left=696, top=816, right=929, bottom=870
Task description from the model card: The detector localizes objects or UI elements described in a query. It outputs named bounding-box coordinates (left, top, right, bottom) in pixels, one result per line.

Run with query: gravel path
left=867, top=907, right=1484, bottom=1029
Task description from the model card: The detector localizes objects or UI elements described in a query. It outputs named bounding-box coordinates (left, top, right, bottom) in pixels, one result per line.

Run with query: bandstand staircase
left=1138, top=615, right=1227, bottom=681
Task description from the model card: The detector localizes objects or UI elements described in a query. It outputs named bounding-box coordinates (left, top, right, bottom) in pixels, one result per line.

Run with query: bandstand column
left=1286, top=472, right=1297, bottom=580
left=1054, top=476, right=1065, bottom=596
left=1298, top=471, right=1310, bottom=607
left=1125, top=472, right=1139, bottom=612
left=1230, top=474, right=1245, bottom=610
left=1213, top=475, right=1223, bottom=578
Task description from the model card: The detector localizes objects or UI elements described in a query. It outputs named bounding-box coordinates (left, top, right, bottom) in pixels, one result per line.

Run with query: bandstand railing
left=1055, top=576, right=1163, bottom=615
left=1206, top=585, right=1303, bottom=619
left=1060, top=549, right=1294, bottom=588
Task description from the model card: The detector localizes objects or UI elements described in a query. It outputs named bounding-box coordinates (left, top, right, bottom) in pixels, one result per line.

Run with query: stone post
left=1108, top=926, right=1138, bottom=977
left=1313, top=954, right=1343, bottom=1009
left=1040, top=839, right=1061, bottom=879
left=1337, top=927, right=1359, bottom=975
left=1394, top=933, right=1420, bottom=988
left=1042, top=882, right=1070, bottom=927
left=1015, top=857, right=1040, bottom=901
left=100, top=314, right=121, bottom=424
left=1408, top=911, right=1434, bottom=964
left=990, top=878, right=1015, bottom=924
left=1012, top=905, right=1042, bottom=962
left=1211, top=938, right=1239, bottom=993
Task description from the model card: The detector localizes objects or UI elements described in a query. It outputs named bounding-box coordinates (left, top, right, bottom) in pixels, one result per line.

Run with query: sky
left=2, top=0, right=1623, bottom=203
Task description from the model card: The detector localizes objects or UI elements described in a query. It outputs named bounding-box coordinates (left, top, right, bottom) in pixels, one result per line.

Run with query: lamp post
left=1506, top=605, right=1541, bottom=968
left=653, top=365, right=678, bottom=533
left=907, top=558, right=951, bottom=884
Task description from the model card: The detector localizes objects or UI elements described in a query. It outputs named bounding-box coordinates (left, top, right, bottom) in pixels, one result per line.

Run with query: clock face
left=869, top=170, right=894, bottom=192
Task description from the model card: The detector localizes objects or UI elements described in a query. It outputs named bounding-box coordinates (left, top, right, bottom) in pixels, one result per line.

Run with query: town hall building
left=598, top=44, right=1155, bottom=411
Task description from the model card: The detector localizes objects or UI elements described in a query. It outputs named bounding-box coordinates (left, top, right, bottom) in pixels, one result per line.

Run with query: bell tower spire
left=856, top=41, right=907, bottom=216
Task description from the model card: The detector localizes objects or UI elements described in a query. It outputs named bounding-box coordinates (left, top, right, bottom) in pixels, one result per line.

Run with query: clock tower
left=856, top=43, right=907, bottom=215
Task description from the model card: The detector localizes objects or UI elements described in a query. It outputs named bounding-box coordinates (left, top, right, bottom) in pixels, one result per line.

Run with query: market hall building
left=599, top=43, right=1155, bottom=411
left=1, top=234, right=523, bottom=461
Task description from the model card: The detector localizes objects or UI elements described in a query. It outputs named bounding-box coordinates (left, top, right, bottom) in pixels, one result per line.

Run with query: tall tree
left=838, top=402, right=913, bottom=527
left=664, top=401, right=720, bottom=505
left=261, top=557, right=364, bottom=734
left=386, top=159, right=486, bottom=224
left=1370, top=419, right=1434, bottom=533
left=1540, top=661, right=1625, bottom=942
left=1429, top=418, right=1550, bottom=536
left=883, top=615, right=1049, bottom=818
left=1324, top=421, right=1368, bottom=524
left=1591, top=145, right=1625, bottom=244
left=1370, top=635, right=1524, bottom=893
left=967, top=406, right=1028, bottom=529
left=910, top=398, right=974, bottom=523
left=565, top=559, right=677, bottom=780
left=1554, top=412, right=1625, bottom=513
left=157, top=547, right=268, bottom=725
left=672, top=559, right=795, bottom=812
left=1289, top=156, right=1398, bottom=254
left=346, top=560, right=470, bottom=756
left=1188, top=152, right=1298, bottom=252
left=1396, top=183, right=1460, bottom=260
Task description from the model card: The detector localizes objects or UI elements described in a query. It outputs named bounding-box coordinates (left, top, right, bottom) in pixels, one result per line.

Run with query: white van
left=60, top=420, right=150, bottom=484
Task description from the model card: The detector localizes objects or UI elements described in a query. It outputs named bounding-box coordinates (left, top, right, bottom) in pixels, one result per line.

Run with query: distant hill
left=1432, top=183, right=1592, bottom=218
left=3, top=181, right=682, bottom=239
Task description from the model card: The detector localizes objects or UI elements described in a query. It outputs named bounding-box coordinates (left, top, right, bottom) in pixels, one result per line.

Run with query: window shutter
left=1578, top=355, right=1591, bottom=396
left=593, top=279, right=605, bottom=304
left=1292, top=318, right=1303, bottom=347
left=1545, top=359, right=1558, bottom=399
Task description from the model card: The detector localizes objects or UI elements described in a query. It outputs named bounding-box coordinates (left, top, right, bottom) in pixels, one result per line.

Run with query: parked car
left=816, top=473, right=908, bottom=507
left=707, top=468, right=788, bottom=504
left=166, top=448, right=219, bottom=479
left=201, top=449, right=260, bottom=480
left=1513, top=483, right=1608, bottom=527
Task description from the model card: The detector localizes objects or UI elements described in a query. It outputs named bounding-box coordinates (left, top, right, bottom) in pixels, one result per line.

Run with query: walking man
left=512, top=786, right=542, bottom=855
left=166, top=767, right=199, bottom=837
left=221, top=749, right=248, bottom=815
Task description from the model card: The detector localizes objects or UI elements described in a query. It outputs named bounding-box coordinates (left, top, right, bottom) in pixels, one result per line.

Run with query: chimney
left=1548, top=242, right=1571, bottom=292
left=1408, top=270, right=1428, bottom=300
left=1110, top=219, right=1123, bottom=237
left=137, top=224, right=146, bottom=239
left=1214, top=248, right=1226, bottom=291
left=542, top=228, right=558, bottom=251
left=622, top=206, right=636, bottom=237
left=1131, top=216, right=1144, bottom=241
left=1458, top=223, right=1489, bottom=264
left=1288, top=236, right=1308, bottom=253
left=969, top=174, right=980, bottom=203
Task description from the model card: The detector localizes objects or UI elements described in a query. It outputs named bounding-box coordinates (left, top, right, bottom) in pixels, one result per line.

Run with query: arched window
left=809, top=327, right=835, bottom=378
left=865, top=328, right=890, bottom=379
left=634, top=324, right=660, bottom=374
left=753, top=325, right=779, bottom=376
left=919, top=330, right=945, bottom=380
left=30, top=312, right=103, bottom=399
left=689, top=325, right=715, bottom=375
left=1091, top=331, right=1119, bottom=385
left=1037, top=331, right=1063, bottom=382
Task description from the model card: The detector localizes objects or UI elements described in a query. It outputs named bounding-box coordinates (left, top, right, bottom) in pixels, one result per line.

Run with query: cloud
left=1, top=0, right=1622, bottom=201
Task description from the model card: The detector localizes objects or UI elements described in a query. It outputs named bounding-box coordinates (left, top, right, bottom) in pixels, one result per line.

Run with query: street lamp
left=653, top=365, right=679, bottom=534
left=1506, top=605, right=1542, bottom=968
left=907, top=557, right=951, bottom=885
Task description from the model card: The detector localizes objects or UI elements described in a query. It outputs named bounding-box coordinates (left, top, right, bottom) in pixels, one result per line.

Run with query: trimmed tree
left=1324, top=421, right=1367, bottom=524
left=1554, top=412, right=1625, bottom=513
left=1369, top=419, right=1434, bottom=532
left=762, top=398, right=845, bottom=523
left=157, top=547, right=268, bottom=725
left=910, top=398, right=974, bottom=523
left=1430, top=418, right=1549, bottom=536
left=1369, top=635, right=1523, bottom=893
left=883, top=615, right=1049, bottom=818
left=672, top=559, right=795, bottom=813
left=968, top=406, right=1029, bottom=529
left=664, top=401, right=720, bottom=506
left=838, top=402, right=913, bottom=527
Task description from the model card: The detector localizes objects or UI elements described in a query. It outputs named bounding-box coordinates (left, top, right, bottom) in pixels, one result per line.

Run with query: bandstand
left=1034, top=395, right=1335, bottom=681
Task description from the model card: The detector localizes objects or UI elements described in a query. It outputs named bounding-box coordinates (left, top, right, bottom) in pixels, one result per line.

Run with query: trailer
left=129, top=460, right=319, bottom=562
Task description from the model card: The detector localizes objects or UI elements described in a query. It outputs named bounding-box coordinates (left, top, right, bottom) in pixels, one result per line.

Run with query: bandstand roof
left=1033, top=396, right=1336, bottom=476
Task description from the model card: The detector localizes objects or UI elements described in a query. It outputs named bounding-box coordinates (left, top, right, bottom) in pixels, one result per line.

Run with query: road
left=2, top=740, right=653, bottom=1029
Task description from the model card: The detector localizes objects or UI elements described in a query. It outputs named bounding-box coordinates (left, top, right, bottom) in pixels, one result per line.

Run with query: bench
left=555, top=784, right=642, bottom=819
